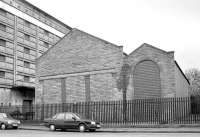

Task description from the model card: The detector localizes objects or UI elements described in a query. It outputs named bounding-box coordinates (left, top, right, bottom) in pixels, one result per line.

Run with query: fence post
left=41, top=104, right=45, bottom=121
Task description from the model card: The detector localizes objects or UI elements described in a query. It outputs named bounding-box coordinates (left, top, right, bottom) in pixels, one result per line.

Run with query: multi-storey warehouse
left=0, top=0, right=71, bottom=107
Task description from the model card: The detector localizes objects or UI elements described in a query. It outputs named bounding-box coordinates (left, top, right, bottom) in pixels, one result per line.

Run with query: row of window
left=0, top=37, right=48, bottom=54
left=0, top=8, right=60, bottom=41
left=0, top=53, right=31, bottom=68
left=0, top=103, right=11, bottom=107
left=0, top=70, right=30, bottom=82
left=0, top=22, right=50, bottom=48
left=22, top=20, right=49, bottom=36
left=0, top=8, right=49, bottom=37
left=22, top=33, right=49, bottom=48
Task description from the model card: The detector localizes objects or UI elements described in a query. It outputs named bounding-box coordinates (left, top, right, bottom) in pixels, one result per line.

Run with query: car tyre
left=13, top=126, right=18, bottom=129
left=79, top=124, right=86, bottom=132
left=1, top=123, right=6, bottom=130
left=89, top=129, right=96, bottom=132
left=49, top=124, right=56, bottom=131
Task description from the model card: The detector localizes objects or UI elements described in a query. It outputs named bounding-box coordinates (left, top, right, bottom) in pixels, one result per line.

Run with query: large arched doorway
left=133, top=60, right=161, bottom=98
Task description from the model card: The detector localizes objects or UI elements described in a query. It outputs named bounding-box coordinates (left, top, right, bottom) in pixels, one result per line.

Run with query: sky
left=27, top=0, right=200, bottom=72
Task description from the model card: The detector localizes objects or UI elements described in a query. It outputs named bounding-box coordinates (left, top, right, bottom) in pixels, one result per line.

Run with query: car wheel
left=1, top=124, right=6, bottom=130
left=79, top=124, right=85, bottom=132
left=49, top=125, right=56, bottom=131
left=89, top=129, right=96, bottom=132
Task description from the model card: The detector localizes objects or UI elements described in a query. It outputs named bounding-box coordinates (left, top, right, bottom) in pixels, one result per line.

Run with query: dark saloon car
left=44, top=112, right=101, bottom=132
left=0, top=113, right=21, bottom=130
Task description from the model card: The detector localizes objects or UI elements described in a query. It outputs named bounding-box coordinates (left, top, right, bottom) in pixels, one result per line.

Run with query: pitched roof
left=37, top=28, right=122, bottom=62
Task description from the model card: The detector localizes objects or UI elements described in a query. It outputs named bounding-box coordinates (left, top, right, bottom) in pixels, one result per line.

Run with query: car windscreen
left=73, top=113, right=84, bottom=120
left=5, top=114, right=13, bottom=118
left=0, top=113, right=13, bottom=119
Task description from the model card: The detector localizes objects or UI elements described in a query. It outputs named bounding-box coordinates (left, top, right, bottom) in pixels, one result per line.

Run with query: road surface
left=0, top=129, right=199, bottom=137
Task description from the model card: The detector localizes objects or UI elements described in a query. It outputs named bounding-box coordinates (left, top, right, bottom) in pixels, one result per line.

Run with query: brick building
left=36, top=29, right=189, bottom=104
left=0, top=0, right=71, bottom=107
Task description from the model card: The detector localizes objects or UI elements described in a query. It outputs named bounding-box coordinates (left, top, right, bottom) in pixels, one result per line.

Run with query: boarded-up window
left=0, top=54, right=6, bottom=62
left=0, top=23, right=6, bottom=31
left=133, top=60, right=161, bottom=98
left=24, top=61, right=30, bottom=68
left=0, top=39, right=6, bottom=46
left=24, top=34, right=30, bottom=41
left=44, top=42, right=49, bottom=48
left=0, top=8, right=7, bottom=16
left=44, top=30, right=49, bottom=36
left=24, top=47, right=30, bottom=54
left=0, top=71, right=5, bottom=78
left=24, top=20, right=30, bottom=27
left=24, top=76, right=30, bottom=82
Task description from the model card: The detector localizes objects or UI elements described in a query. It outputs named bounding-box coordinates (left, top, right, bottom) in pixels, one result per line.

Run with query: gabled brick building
left=36, top=28, right=189, bottom=104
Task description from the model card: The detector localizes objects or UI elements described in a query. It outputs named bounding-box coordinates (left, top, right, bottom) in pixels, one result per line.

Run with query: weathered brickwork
left=65, top=76, right=85, bottom=103
left=90, top=73, right=122, bottom=101
left=37, top=29, right=123, bottom=77
left=43, top=79, right=62, bottom=104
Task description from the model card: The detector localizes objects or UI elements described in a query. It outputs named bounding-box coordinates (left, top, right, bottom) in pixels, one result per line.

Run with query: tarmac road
left=0, top=129, right=200, bottom=137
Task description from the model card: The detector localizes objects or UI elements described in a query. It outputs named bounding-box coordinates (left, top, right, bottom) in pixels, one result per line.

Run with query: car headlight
left=17, top=121, right=21, bottom=124
left=7, top=120, right=13, bottom=124
left=91, top=121, right=96, bottom=125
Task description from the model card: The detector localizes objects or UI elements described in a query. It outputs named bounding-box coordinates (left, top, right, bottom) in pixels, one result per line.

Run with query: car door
left=0, top=113, right=4, bottom=123
left=64, top=113, right=79, bottom=129
left=54, top=113, right=66, bottom=129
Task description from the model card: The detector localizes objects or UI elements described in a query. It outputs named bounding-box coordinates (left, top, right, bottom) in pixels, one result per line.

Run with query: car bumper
left=88, top=124, right=101, bottom=129
left=6, top=123, right=20, bottom=128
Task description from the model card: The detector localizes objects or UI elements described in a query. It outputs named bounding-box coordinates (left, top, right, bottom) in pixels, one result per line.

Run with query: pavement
left=19, top=123, right=200, bottom=133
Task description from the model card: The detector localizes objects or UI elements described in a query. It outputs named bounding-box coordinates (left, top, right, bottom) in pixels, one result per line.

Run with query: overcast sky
left=27, top=0, right=200, bottom=71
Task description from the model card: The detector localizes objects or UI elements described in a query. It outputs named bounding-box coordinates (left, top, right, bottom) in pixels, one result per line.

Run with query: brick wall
left=43, top=79, right=62, bottom=104
left=37, top=28, right=123, bottom=77
left=90, top=73, right=122, bottom=101
left=36, top=28, right=123, bottom=104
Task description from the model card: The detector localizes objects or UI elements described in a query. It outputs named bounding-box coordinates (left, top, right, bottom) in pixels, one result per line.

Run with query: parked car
left=44, top=112, right=101, bottom=132
left=0, top=113, right=21, bottom=130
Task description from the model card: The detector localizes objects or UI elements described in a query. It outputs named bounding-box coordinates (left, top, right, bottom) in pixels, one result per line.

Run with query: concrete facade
left=0, top=0, right=71, bottom=106
left=36, top=29, right=190, bottom=104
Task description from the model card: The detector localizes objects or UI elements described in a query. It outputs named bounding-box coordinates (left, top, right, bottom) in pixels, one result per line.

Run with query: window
left=24, top=76, right=30, bottom=82
left=0, top=71, right=5, bottom=78
left=0, top=113, right=4, bottom=119
left=0, top=39, right=6, bottom=46
left=44, top=42, right=49, bottom=48
left=56, top=113, right=65, bottom=120
left=65, top=113, right=74, bottom=120
left=0, top=23, right=6, bottom=31
left=0, top=8, right=7, bottom=16
left=24, top=61, right=30, bottom=68
left=24, top=20, right=30, bottom=27
left=24, top=47, right=30, bottom=54
left=24, top=34, right=30, bottom=41
left=0, top=54, right=6, bottom=62
left=44, top=30, right=49, bottom=36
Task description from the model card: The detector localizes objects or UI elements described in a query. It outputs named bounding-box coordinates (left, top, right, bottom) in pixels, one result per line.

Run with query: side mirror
left=72, top=117, right=76, bottom=121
